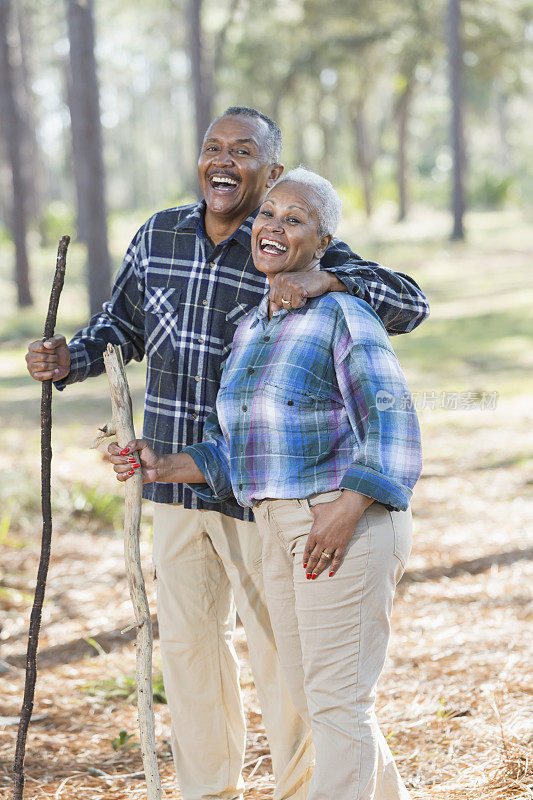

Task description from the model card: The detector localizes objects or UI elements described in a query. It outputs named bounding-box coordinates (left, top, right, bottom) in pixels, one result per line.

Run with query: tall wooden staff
left=101, top=344, right=162, bottom=799
left=13, top=236, right=70, bottom=800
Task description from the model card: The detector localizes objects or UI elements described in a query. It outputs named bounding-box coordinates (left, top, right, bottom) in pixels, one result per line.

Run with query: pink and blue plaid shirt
left=184, top=291, right=422, bottom=511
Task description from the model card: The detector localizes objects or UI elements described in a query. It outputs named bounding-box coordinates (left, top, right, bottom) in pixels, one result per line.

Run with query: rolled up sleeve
left=334, top=326, right=422, bottom=510
left=182, top=409, right=234, bottom=503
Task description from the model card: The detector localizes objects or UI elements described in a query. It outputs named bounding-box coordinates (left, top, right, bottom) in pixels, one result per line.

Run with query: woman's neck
left=267, top=259, right=320, bottom=319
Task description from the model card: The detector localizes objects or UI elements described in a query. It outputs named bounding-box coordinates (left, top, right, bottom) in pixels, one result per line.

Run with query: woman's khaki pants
left=152, top=503, right=314, bottom=800
left=253, top=491, right=413, bottom=800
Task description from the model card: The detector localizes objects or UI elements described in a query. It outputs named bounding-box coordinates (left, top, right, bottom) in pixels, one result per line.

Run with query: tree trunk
left=15, top=0, right=45, bottom=238
left=66, top=0, right=111, bottom=315
left=354, top=102, right=373, bottom=218
left=396, top=77, right=413, bottom=222
left=188, top=0, right=213, bottom=159
left=0, top=0, right=32, bottom=307
left=494, top=81, right=511, bottom=170
left=447, top=0, right=465, bottom=240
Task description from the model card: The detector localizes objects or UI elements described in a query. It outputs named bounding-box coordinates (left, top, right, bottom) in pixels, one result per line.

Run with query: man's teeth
left=211, top=176, right=238, bottom=187
left=260, top=238, right=287, bottom=253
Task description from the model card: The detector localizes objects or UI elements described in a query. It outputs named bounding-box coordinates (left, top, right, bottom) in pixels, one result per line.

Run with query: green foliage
left=83, top=672, right=167, bottom=705
left=111, top=729, right=137, bottom=751
left=469, top=172, right=515, bottom=209
left=71, top=483, right=124, bottom=529
left=85, top=637, right=107, bottom=657
left=42, top=202, right=76, bottom=246
left=0, top=511, right=25, bottom=549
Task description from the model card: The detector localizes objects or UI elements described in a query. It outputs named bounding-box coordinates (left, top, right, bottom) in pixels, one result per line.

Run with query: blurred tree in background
left=0, top=0, right=531, bottom=307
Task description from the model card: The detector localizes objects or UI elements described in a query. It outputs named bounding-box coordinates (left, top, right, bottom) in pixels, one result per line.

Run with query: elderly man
left=26, top=106, right=429, bottom=800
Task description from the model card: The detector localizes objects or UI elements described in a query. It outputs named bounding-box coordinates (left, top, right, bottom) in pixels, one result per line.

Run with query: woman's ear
left=314, top=233, right=333, bottom=259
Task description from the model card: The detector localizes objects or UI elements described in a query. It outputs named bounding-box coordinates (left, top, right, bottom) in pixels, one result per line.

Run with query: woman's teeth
left=260, top=238, right=287, bottom=254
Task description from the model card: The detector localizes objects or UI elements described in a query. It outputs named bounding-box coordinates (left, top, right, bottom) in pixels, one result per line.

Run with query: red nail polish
left=127, top=470, right=134, bottom=475
left=127, top=458, right=136, bottom=463
left=303, top=562, right=307, bottom=568
left=120, top=448, right=130, bottom=455
left=306, top=574, right=311, bottom=580
left=312, top=573, right=317, bottom=580
left=329, top=572, right=334, bottom=577
left=132, top=464, right=140, bottom=469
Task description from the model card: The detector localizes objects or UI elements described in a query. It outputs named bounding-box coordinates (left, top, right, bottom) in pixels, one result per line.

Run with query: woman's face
left=251, top=181, right=331, bottom=279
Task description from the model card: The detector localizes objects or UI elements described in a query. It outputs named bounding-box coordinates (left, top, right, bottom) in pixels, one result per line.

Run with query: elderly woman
left=109, top=168, right=422, bottom=800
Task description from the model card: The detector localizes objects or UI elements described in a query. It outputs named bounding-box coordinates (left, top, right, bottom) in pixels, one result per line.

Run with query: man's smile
left=209, top=172, right=240, bottom=192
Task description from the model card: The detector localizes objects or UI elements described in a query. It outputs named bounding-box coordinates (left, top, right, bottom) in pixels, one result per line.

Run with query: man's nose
left=211, top=148, right=234, bottom=166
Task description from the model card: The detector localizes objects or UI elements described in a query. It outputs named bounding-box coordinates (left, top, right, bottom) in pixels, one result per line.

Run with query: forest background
left=0, top=0, right=532, bottom=798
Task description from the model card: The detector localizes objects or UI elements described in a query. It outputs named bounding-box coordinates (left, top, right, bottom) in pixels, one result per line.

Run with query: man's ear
left=315, top=234, right=333, bottom=259
left=266, top=163, right=284, bottom=188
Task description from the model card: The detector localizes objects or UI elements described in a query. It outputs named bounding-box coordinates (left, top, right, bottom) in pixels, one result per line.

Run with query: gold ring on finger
left=320, top=551, right=332, bottom=559
left=281, top=297, right=292, bottom=307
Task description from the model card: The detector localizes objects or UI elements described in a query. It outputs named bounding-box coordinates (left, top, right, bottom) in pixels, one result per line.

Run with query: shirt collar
left=173, top=201, right=258, bottom=250
left=253, top=291, right=289, bottom=325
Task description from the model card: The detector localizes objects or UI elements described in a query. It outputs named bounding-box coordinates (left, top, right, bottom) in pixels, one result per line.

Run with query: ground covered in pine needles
left=0, top=208, right=531, bottom=798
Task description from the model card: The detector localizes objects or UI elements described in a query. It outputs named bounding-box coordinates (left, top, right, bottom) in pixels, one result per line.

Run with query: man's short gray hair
left=276, top=167, right=342, bottom=236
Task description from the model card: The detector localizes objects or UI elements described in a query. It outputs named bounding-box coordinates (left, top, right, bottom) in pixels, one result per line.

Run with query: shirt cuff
left=319, top=268, right=365, bottom=298
left=53, top=342, right=91, bottom=391
left=340, top=465, right=412, bottom=511
left=182, top=442, right=234, bottom=503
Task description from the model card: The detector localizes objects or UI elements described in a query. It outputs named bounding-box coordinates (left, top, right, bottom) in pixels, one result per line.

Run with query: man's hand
left=25, top=334, right=71, bottom=382
left=303, top=490, right=374, bottom=579
left=270, top=271, right=346, bottom=314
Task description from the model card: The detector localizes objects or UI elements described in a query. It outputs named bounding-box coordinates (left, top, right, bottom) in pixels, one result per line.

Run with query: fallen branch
left=88, top=767, right=145, bottom=781
left=102, top=343, right=162, bottom=799
left=13, top=235, right=69, bottom=800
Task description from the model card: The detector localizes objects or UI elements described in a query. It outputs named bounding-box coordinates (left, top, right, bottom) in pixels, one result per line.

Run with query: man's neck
left=204, top=207, right=254, bottom=247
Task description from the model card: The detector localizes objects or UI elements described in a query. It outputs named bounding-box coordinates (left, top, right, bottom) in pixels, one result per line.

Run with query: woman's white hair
left=275, top=166, right=342, bottom=236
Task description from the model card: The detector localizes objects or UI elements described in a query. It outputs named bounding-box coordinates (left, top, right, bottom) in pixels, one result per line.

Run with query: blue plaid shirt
left=57, top=201, right=429, bottom=520
left=184, top=293, right=422, bottom=511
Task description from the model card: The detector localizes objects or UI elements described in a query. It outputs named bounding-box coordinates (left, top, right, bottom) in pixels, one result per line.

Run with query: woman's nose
left=267, top=220, right=284, bottom=232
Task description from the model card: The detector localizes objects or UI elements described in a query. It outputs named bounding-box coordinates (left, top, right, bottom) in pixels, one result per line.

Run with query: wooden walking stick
left=98, top=343, right=162, bottom=799
left=13, top=235, right=70, bottom=800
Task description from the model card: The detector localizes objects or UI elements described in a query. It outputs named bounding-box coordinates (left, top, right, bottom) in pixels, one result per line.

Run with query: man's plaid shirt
left=57, top=201, right=429, bottom=521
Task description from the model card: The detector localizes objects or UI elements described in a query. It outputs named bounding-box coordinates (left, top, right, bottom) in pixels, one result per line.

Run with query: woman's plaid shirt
left=56, top=201, right=429, bottom=521
left=184, top=293, right=422, bottom=511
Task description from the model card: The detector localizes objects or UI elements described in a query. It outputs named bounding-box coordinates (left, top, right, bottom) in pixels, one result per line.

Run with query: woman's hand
left=303, top=490, right=374, bottom=579
left=106, top=439, right=160, bottom=484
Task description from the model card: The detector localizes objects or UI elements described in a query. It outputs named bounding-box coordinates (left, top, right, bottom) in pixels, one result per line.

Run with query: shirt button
left=202, top=299, right=208, bottom=306
left=287, top=400, right=294, bottom=406
left=264, top=336, right=270, bottom=342
left=209, top=261, right=216, bottom=268
left=248, top=367, right=254, bottom=375
left=195, top=375, right=201, bottom=382
left=193, top=412, right=198, bottom=419
left=239, top=484, right=243, bottom=490
left=198, top=337, right=204, bottom=343
left=242, top=405, right=247, bottom=411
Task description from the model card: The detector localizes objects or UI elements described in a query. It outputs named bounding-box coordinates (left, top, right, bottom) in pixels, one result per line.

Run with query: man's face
left=198, top=116, right=282, bottom=222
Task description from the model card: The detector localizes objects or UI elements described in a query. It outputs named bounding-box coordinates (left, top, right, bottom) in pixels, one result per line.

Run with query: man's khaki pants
left=253, top=491, right=413, bottom=800
left=152, top=503, right=314, bottom=800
